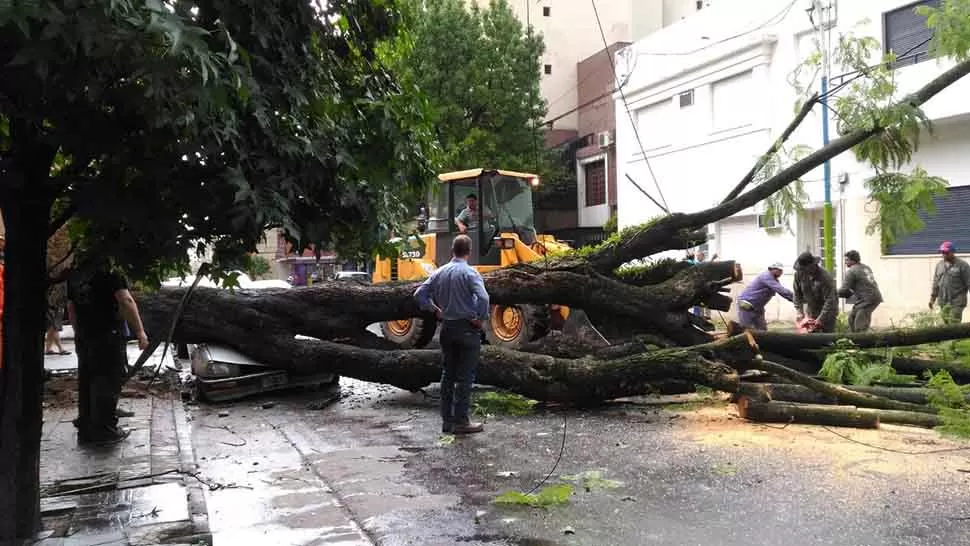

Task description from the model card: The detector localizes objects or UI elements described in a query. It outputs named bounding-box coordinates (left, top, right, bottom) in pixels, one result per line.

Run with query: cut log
left=735, top=397, right=880, bottom=429
left=736, top=382, right=958, bottom=408
left=750, top=358, right=937, bottom=414
left=763, top=346, right=970, bottom=384
left=856, top=408, right=942, bottom=429
left=749, top=324, right=970, bottom=353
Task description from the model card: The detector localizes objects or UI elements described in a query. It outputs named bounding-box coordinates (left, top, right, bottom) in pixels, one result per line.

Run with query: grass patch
left=493, top=484, right=573, bottom=507
left=473, top=391, right=537, bottom=417
left=560, top=470, right=623, bottom=492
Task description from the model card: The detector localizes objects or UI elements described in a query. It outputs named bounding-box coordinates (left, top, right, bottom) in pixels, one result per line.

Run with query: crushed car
left=163, top=272, right=338, bottom=402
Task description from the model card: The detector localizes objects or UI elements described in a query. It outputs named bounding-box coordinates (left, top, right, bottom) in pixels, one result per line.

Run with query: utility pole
left=814, top=0, right=837, bottom=271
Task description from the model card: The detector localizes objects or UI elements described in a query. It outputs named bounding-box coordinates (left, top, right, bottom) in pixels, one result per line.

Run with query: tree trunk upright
left=0, top=174, right=55, bottom=540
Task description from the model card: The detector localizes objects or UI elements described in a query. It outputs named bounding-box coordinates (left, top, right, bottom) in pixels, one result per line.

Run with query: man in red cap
left=930, top=241, right=970, bottom=324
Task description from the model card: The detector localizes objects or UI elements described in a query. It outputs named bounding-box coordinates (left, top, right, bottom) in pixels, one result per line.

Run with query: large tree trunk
left=0, top=187, right=52, bottom=541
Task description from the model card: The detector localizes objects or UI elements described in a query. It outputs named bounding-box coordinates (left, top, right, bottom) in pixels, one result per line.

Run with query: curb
left=173, top=399, right=212, bottom=545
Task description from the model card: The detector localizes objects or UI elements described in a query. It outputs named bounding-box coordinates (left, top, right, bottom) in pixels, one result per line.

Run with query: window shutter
left=884, top=0, right=940, bottom=67
left=886, top=185, right=970, bottom=255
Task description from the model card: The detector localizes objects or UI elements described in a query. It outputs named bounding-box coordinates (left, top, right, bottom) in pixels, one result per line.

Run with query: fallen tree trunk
left=140, top=258, right=740, bottom=347
left=736, top=382, right=956, bottom=407
left=139, top=290, right=739, bottom=402
left=735, top=398, right=880, bottom=429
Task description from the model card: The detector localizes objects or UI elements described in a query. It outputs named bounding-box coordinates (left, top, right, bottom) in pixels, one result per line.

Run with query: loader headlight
left=495, top=237, right=515, bottom=250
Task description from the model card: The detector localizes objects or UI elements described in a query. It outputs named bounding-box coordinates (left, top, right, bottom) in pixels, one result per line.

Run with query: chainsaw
left=795, top=317, right=821, bottom=333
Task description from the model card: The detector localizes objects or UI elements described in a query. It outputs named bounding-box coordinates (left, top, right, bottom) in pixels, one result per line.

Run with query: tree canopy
left=0, top=0, right=437, bottom=538
left=386, top=0, right=552, bottom=176
left=1, top=0, right=437, bottom=283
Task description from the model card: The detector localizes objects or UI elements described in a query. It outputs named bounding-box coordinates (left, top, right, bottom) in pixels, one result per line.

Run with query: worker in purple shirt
left=736, top=262, right=793, bottom=331
left=414, top=235, right=489, bottom=435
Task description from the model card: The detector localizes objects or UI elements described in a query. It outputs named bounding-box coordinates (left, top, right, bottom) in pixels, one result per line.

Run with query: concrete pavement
left=190, top=380, right=970, bottom=546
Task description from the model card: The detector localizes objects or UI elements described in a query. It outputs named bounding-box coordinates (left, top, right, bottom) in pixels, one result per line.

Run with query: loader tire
left=380, top=314, right=437, bottom=348
left=485, top=304, right=548, bottom=350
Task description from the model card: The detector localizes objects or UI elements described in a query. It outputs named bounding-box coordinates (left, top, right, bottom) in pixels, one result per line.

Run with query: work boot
left=451, top=420, right=484, bottom=435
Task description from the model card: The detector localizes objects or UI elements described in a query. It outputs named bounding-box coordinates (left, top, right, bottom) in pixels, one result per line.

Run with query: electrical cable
left=523, top=412, right=568, bottom=495
left=591, top=0, right=669, bottom=213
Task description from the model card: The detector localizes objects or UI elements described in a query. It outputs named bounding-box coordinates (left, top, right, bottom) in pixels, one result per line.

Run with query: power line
left=591, top=0, right=669, bottom=213
left=543, top=86, right=616, bottom=126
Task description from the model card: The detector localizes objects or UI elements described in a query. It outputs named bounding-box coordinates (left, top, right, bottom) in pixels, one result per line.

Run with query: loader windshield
left=481, top=174, right=536, bottom=233
left=425, top=173, right=537, bottom=235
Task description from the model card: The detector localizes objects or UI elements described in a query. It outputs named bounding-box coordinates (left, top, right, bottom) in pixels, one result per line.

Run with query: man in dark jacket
left=930, top=240, right=970, bottom=324
left=793, top=252, right=838, bottom=333
left=837, top=250, right=883, bottom=332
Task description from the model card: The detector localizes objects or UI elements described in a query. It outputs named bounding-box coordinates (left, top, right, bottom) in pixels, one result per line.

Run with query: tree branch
left=721, top=92, right=819, bottom=203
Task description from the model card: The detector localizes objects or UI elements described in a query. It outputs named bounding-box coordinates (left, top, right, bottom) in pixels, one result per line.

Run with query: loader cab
left=426, top=169, right=540, bottom=266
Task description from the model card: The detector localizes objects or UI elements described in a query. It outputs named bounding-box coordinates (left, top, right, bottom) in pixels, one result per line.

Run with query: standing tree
left=0, top=0, right=435, bottom=539
left=388, top=0, right=552, bottom=174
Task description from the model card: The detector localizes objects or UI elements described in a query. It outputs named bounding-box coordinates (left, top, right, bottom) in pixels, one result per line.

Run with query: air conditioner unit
left=597, top=131, right=613, bottom=148
left=757, top=213, right=781, bottom=230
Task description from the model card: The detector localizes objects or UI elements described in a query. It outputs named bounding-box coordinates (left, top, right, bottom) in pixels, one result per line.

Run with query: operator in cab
left=455, top=194, right=480, bottom=234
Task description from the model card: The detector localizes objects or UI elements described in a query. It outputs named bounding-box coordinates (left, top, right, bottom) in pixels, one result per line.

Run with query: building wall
left=479, top=0, right=635, bottom=131
left=573, top=42, right=629, bottom=226
left=616, top=0, right=970, bottom=326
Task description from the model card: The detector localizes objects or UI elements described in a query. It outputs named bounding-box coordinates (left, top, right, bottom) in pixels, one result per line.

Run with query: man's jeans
left=439, top=320, right=481, bottom=425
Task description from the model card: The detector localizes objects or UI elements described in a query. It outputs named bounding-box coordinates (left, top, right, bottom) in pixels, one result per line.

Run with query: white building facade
left=484, top=0, right=729, bottom=132
left=615, top=0, right=970, bottom=326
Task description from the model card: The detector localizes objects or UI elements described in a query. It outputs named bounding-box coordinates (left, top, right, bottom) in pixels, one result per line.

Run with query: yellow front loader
left=373, top=168, right=572, bottom=349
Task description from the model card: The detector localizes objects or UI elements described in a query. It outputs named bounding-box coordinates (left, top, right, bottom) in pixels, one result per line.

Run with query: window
left=696, top=0, right=704, bottom=9
left=887, top=185, right=970, bottom=255
left=636, top=100, right=671, bottom=150
left=678, top=89, right=694, bottom=108
left=712, top=70, right=753, bottom=131
left=584, top=160, right=606, bottom=207
left=817, top=218, right=838, bottom=264
left=883, top=0, right=940, bottom=68
left=543, top=6, right=550, bottom=16
left=544, top=64, right=552, bottom=75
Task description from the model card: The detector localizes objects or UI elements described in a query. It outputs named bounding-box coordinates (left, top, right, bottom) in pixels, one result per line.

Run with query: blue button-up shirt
left=414, top=258, right=490, bottom=321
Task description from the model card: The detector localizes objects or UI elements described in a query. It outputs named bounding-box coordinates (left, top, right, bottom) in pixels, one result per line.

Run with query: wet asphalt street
left=190, top=379, right=970, bottom=546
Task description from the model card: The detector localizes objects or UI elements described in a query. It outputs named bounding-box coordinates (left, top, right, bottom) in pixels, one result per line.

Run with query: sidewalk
left=36, top=336, right=210, bottom=546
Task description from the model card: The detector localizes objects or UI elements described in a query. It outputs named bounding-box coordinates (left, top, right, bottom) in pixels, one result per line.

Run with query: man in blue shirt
left=414, top=235, right=489, bottom=434
left=736, top=262, right=794, bottom=331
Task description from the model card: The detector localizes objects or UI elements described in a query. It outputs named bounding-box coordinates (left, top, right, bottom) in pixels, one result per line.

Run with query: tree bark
left=139, top=259, right=741, bottom=347
left=735, top=398, right=880, bottom=429
left=736, top=382, right=958, bottom=407
left=750, top=358, right=936, bottom=414
left=0, top=188, right=53, bottom=541
left=856, top=408, right=942, bottom=428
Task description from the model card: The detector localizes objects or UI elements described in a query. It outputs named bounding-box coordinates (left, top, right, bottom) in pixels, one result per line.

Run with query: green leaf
left=494, top=484, right=573, bottom=507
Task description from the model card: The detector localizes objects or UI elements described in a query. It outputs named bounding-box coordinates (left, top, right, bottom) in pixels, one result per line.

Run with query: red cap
left=940, top=241, right=955, bottom=253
